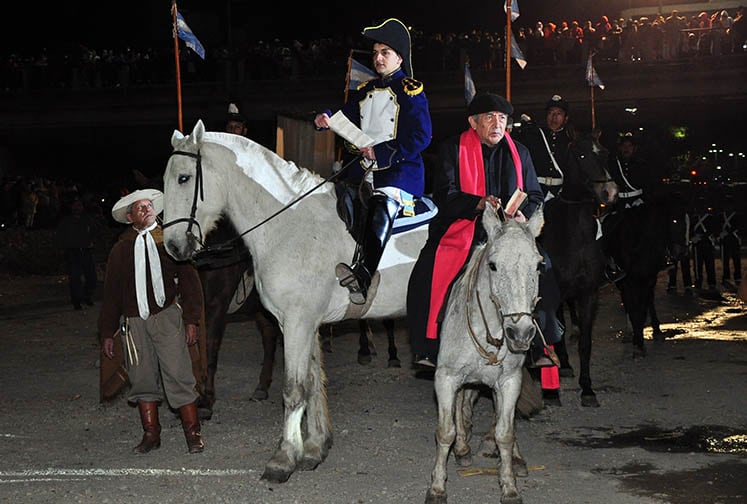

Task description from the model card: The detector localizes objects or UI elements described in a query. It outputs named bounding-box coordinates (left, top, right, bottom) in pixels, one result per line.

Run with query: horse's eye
left=178, top=174, right=191, bottom=184
left=488, top=262, right=497, bottom=271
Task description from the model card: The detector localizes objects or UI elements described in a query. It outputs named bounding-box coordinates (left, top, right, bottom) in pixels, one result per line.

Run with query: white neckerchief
left=134, top=221, right=165, bottom=319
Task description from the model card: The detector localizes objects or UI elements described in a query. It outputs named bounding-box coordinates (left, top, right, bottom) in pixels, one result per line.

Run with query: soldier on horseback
left=313, top=18, right=432, bottom=305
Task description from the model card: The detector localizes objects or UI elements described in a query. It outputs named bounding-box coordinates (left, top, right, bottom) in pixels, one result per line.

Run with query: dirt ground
left=0, top=263, right=745, bottom=504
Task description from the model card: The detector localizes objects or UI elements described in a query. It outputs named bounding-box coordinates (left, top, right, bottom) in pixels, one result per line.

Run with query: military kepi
left=362, top=18, right=413, bottom=77
left=467, top=92, right=514, bottom=116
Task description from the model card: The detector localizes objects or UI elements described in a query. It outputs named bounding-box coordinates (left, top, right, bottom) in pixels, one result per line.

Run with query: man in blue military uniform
left=314, top=18, right=432, bottom=304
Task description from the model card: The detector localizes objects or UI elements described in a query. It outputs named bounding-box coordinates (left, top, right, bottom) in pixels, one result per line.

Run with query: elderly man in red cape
left=407, top=92, right=560, bottom=369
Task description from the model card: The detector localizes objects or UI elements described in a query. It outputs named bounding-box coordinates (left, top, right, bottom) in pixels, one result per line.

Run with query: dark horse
left=603, top=193, right=688, bottom=358
left=539, top=133, right=618, bottom=407
left=196, top=218, right=401, bottom=419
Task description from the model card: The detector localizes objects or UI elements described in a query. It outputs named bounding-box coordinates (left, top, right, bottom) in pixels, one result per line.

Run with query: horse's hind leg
left=383, top=318, right=401, bottom=368
left=298, top=329, right=333, bottom=472
left=426, top=374, right=459, bottom=504
left=357, top=320, right=373, bottom=365
left=454, top=386, right=480, bottom=466
left=576, top=293, right=600, bottom=407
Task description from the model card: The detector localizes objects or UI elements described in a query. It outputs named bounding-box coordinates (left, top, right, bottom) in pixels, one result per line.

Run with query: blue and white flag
left=175, top=11, right=205, bottom=60
left=504, top=0, right=520, bottom=21
left=586, top=52, right=605, bottom=89
left=348, top=58, right=376, bottom=90
left=510, top=32, right=527, bottom=69
left=464, top=63, right=476, bottom=104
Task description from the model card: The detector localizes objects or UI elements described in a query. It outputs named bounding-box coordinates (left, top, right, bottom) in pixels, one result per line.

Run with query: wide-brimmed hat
left=467, top=92, right=514, bottom=117
left=362, top=18, right=413, bottom=77
left=545, top=94, right=569, bottom=113
left=111, top=188, right=163, bottom=224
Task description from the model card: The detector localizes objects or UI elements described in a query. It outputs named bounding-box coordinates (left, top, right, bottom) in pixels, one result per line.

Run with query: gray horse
left=426, top=206, right=544, bottom=504
left=162, top=120, right=429, bottom=483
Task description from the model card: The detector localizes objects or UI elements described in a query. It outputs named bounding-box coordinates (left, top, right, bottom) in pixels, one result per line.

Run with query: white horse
left=161, top=120, right=430, bottom=482
left=426, top=207, right=544, bottom=504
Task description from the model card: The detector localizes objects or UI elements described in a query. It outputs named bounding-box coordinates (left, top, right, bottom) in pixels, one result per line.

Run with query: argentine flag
left=348, top=58, right=377, bottom=90
left=175, top=11, right=205, bottom=60
left=504, top=0, right=520, bottom=21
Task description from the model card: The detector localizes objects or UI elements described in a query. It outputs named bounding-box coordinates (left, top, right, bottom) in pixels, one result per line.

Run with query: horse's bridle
left=465, top=242, right=538, bottom=366
left=161, top=146, right=360, bottom=260
left=161, top=150, right=205, bottom=249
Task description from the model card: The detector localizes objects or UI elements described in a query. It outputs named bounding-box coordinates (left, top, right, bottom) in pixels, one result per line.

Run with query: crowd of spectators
left=0, top=175, right=106, bottom=231
left=2, top=8, right=746, bottom=94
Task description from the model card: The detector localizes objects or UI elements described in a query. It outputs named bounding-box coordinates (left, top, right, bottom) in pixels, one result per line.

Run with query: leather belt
left=537, top=176, right=563, bottom=186
left=619, top=188, right=643, bottom=198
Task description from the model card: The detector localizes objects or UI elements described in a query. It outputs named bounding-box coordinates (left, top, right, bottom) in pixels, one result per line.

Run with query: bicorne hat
left=362, top=18, right=413, bottom=77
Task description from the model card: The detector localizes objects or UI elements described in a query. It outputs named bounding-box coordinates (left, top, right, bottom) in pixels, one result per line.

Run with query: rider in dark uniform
left=512, top=94, right=572, bottom=201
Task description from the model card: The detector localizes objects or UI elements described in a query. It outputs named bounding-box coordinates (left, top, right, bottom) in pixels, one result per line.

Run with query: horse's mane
left=196, top=131, right=333, bottom=203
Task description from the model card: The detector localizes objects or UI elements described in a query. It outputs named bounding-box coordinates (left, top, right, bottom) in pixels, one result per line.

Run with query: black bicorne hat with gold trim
left=362, top=18, right=413, bottom=78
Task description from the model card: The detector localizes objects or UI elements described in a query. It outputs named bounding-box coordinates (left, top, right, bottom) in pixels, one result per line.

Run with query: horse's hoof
left=559, top=366, right=575, bottom=378
left=250, top=388, right=269, bottom=402
left=357, top=353, right=373, bottom=365
left=425, top=489, right=447, bottom=504
left=632, top=346, right=647, bottom=359
left=388, top=358, right=401, bottom=368
left=652, top=329, right=665, bottom=342
left=512, top=456, right=528, bottom=477
left=476, top=441, right=499, bottom=458
left=501, top=494, right=522, bottom=504
left=297, top=455, right=322, bottom=472
left=260, top=466, right=293, bottom=483
left=454, top=452, right=473, bottom=467
left=580, top=394, right=600, bottom=408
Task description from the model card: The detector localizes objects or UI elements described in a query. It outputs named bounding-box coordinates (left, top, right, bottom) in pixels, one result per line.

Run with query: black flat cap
left=545, top=94, right=569, bottom=113
left=467, top=92, right=514, bottom=116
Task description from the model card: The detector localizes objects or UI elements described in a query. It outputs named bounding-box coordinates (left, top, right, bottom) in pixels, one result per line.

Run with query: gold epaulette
left=356, top=80, right=370, bottom=91
left=402, top=78, right=424, bottom=97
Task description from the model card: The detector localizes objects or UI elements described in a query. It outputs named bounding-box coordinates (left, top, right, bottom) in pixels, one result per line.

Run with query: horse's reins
left=162, top=149, right=361, bottom=259
left=464, top=233, right=540, bottom=366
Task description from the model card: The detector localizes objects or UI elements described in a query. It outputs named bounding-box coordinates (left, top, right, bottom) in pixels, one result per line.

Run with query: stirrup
left=335, top=263, right=366, bottom=305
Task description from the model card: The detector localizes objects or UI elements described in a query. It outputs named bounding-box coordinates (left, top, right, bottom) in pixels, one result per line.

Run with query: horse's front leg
left=261, top=324, right=316, bottom=483
left=426, top=372, right=460, bottom=504
left=576, top=293, right=600, bottom=407
left=493, top=373, right=524, bottom=504
left=383, top=318, right=401, bottom=368
left=298, top=327, right=333, bottom=471
left=251, top=304, right=279, bottom=401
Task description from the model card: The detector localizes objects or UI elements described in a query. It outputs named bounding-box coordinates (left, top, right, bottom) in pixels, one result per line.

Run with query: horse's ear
left=190, top=120, right=206, bottom=144
left=483, top=206, right=503, bottom=240
left=171, top=129, right=185, bottom=147
left=527, top=206, right=544, bottom=238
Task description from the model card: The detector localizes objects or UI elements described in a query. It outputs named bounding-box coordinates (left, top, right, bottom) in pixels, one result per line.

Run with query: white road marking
left=0, top=467, right=256, bottom=483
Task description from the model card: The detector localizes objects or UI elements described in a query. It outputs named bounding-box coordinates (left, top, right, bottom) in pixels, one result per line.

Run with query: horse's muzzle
left=504, top=317, right=536, bottom=353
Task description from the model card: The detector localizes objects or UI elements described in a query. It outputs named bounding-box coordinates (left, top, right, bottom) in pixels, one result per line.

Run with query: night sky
left=5, top=1, right=674, bottom=53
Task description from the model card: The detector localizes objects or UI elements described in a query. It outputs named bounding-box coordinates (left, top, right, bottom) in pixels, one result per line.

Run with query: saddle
left=334, top=181, right=438, bottom=243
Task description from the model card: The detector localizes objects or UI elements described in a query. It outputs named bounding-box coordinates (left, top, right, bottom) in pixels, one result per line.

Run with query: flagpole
left=505, top=0, right=513, bottom=101
left=589, top=50, right=597, bottom=131
left=343, top=50, right=354, bottom=105
left=171, top=0, right=184, bottom=133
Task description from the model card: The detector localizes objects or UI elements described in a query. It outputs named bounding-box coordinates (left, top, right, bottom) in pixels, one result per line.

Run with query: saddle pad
left=393, top=195, right=438, bottom=234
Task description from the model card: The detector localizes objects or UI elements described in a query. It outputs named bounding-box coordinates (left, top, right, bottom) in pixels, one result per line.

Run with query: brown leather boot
left=179, top=402, right=204, bottom=453
left=133, top=401, right=161, bottom=454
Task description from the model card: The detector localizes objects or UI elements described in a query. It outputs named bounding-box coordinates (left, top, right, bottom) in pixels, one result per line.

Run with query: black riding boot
left=336, top=194, right=399, bottom=305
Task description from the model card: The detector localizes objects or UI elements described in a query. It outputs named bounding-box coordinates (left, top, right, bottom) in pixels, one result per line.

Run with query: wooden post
left=505, top=0, right=513, bottom=101
left=171, top=0, right=183, bottom=133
